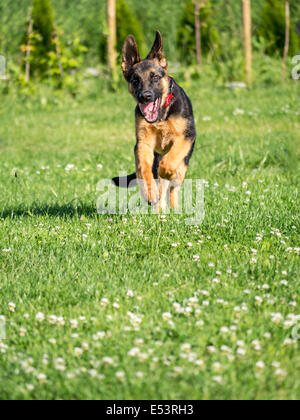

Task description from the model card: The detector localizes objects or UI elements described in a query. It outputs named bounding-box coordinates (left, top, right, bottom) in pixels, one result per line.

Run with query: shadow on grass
left=1, top=200, right=98, bottom=220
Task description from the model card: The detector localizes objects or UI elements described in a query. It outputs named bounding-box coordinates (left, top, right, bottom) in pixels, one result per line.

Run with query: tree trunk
left=53, top=30, right=64, bottom=80
left=195, top=0, right=202, bottom=69
left=25, top=19, right=34, bottom=83
left=282, top=1, right=290, bottom=82
left=242, top=0, right=252, bottom=85
left=107, top=0, right=117, bottom=77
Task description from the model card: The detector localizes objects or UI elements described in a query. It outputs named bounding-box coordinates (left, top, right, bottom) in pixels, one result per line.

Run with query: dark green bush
left=99, top=0, right=144, bottom=63
left=176, top=0, right=220, bottom=64
left=25, top=0, right=55, bottom=76
left=32, top=0, right=54, bottom=51
left=257, top=0, right=299, bottom=56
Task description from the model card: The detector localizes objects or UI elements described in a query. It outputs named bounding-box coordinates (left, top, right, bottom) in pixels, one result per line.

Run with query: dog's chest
left=152, top=120, right=176, bottom=155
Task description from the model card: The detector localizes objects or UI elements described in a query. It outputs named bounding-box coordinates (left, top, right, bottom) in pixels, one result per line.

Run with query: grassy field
left=0, top=80, right=299, bottom=400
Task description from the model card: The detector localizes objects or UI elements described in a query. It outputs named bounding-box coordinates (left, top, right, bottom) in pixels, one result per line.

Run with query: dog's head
left=122, top=30, right=170, bottom=124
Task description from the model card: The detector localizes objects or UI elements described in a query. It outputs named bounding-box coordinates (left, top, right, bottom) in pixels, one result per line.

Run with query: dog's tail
left=112, top=153, right=162, bottom=189
left=112, top=173, right=137, bottom=188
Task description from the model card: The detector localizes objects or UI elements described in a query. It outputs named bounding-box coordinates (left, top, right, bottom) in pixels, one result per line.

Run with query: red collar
left=162, top=77, right=175, bottom=108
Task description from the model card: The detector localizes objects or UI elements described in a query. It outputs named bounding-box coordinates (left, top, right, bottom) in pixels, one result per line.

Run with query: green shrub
left=99, top=0, right=144, bottom=63
left=22, top=0, right=55, bottom=77
left=176, top=0, right=220, bottom=65
left=32, top=0, right=55, bottom=73
left=257, top=0, right=299, bottom=56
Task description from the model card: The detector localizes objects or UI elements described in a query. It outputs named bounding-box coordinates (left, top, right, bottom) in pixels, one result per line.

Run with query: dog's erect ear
left=147, top=30, right=168, bottom=70
left=122, top=35, right=141, bottom=80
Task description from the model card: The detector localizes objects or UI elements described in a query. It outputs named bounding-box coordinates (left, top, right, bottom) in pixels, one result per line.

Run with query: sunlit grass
left=0, top=80, right=299, bottom=400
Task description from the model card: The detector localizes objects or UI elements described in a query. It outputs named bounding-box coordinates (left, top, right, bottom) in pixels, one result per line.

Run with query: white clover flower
left=49, top=338, right=56, bottom=345
left=113, top=302, right=120, bottom=309
left=36, top=312, right=45, bottom=322
left=65, top=164, right=75, bottom=172
left=220, top=327, right=230, bottom=335
left=212, top=362, right=222, bottom=373
left=275, top=369, right=287, bottom=380
left=280, top=280, right=288, bottom=286
left=255, top=296, right=263, bottom=306
left=127, top=290, right=134, bottom=298
left=89, top=369, right=98, bottom=378
left=173, top=302, right=184, bottom=313
left=8, top=302, right=16, bottom=313
left=213, top=376, right=223, bottom=384
left=136, top=371, right=144, bottom=379
left=181, top=343, right=192, bottom=353
left=128, top=312, right=143, bottom=329
left=93, top=331, right=106, bottom=341
left=237, top=348, right=247, bottom=356
left=196, top=320, right=204, bottom=327
left=272, top=362, right=281, bottom=369
left=233, top=108, right=245, bottom=116
left=48, top=315, right=57, bottom=325
left=207, top=346, right=216, bottom=354
left=189, top=297, right=199, bottom=307
left=37, top=373, right=47, bottom=384
left=271, top=313, right=283, bottom=324
left=101, top=298, right=109, bottom=307
left=221, top=346, right=232, bottom=354
left=128, top=347, right=140, bottom=357
left=0, top=342, right=8, bottom=354
left=19, top=328, right=27, bottom=337
left=82, top=341, right=89, bottom=351
left=168, top=320, right=175, bottom=329
left=162, top=312, right=172, bottom=321
left=256, top=361, right=265, bottom=370
left=102, top=357, right=114, bottom=365
left=138, top=352, right=148, bottom=362
left=283, top=338, right=294, bottom=346
left=74, top=347, right=83, bottom=357
left=56, top=317, right=65, bottom=327
left=173, top=366, right=184, bottom=375
left=70, top=319, right=78, bottom=329
left=54, top=358, right=66, bottom=372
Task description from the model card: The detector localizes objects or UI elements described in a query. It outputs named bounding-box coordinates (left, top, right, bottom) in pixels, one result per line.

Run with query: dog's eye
left=132, top=78, right=139, bottom=87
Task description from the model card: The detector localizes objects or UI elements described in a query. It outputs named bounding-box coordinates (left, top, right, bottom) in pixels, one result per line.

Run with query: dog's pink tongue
left=139, top=102, right=154, bottom=115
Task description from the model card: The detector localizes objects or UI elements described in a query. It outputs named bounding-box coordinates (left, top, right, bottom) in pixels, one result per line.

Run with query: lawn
left=0, top=80, right=299, bottom=400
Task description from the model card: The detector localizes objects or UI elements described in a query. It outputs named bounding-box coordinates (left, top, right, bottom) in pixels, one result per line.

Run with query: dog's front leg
left=135, top=142, right=159, bottom=206
left=159, top=137, right=192, bottom=181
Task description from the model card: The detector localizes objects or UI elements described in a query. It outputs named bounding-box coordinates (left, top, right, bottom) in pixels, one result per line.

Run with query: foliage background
left=1, top=0, right=300, bottom=63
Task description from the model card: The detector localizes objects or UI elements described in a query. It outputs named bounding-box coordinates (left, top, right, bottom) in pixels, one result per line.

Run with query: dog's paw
left=159, top=160, right=177, bottom=181
left=147, top=187, right=160, bottom=206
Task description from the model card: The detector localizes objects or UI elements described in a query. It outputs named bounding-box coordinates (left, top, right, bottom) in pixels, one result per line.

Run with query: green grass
left=0, top=80, right=299, bottom=400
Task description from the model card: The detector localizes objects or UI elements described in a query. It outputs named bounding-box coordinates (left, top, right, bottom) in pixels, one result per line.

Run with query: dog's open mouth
left=139, top=98, right=161, bottom=123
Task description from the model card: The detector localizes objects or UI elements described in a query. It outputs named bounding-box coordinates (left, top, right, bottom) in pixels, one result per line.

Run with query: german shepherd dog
left=112, top=31, right=196, bottom=212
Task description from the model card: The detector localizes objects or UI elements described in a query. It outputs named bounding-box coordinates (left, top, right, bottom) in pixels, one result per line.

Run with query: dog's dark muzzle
left=138, top=90, right=154, bottom=104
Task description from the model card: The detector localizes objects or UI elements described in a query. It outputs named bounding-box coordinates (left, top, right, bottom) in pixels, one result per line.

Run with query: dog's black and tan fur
left=112, top=31, right=196, bottom=211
